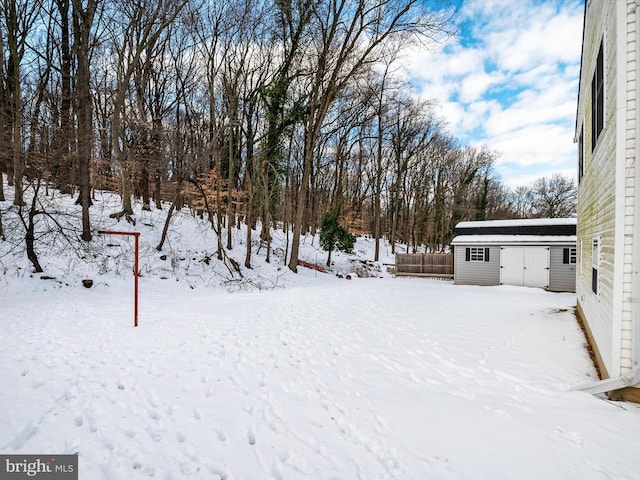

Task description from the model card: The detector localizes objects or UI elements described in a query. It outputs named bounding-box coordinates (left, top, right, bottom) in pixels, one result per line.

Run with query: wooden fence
left=395, top=253, right=454, bottom=278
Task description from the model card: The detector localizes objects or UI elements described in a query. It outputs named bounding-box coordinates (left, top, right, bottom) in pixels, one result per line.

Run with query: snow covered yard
left=3, top=276, right=640, bottom=479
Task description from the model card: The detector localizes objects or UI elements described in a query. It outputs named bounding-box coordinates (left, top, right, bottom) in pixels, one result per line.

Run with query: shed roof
left=453, top=218, right=576, bottom=238
left=450, top=234, right=577, bottom=246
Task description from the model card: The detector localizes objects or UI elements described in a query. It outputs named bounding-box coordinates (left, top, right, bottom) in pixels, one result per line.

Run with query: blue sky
left=404, top=0, right=584, bottom=188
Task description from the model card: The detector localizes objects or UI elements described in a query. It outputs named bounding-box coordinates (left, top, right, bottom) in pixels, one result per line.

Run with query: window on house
left=578, top=126, right=584, bottom=182
left=563, top=247, right=577, bottom=264
left=591, top=40, right=604, bottom=151
left=466, top=247, right=490, bottom=262
left=592, top=238, right=599, bottom=294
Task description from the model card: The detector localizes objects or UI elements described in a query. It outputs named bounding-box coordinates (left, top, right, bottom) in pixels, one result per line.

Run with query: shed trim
left=451, top=235, right=576, bottom=246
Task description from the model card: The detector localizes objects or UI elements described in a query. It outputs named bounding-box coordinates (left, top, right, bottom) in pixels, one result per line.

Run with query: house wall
left=549, top=246, right=577, bottom=292
left=620, top=0, right=638, bottom=374
left=575, top=0, right=637, bottom=378
left=453, top=246, right=500, bottom=286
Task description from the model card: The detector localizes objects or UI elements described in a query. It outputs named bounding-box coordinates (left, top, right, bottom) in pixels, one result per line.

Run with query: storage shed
left=450, top=218, right=577, bottom=292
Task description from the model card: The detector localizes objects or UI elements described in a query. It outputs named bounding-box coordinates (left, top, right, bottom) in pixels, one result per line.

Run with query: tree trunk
left=140, top=159, right=151, bottom=211
left=226, top=126, right=234, bottom=250
left=109, top=0, right=185, bottom=223
left=215, top=145, right=223, bottom=260
left=57, top=0, right=74, bottom=194
left=8, top=29, right=24, bottom=206
left=0, top=31, right=7, bottom=201
left=156, top=181, right=182, bottom=251
left=288, top=134, right=315, bottom=272
left=111, top=83, right=135, bottom=222
left=72, top=0, right=97, bottom=242
left=373, top=112, right=383, bottom=262
left=0, top=207, right=4, bottom=240
left=152, top=116, right=163, bottom=209
left=244, top=167, right=253, bottom=269
left=154, top=171, right=162, bottom=209
left=23, top=183, right=43, bottom=272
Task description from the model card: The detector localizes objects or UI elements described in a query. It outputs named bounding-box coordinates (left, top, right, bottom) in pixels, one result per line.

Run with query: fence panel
left=395, top=253, right=454, bottom=278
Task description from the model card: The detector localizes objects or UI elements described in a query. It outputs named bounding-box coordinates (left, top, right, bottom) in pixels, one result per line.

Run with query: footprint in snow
left=7, top=421, right=39, bottom=449
left=87, top=415, right=98, bottom=433
left=553, top=425, right=584, bottom=447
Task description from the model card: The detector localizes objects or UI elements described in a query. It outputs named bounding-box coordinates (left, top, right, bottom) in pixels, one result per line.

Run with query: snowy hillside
left=3, top=182, right=640, bottom=479
left=0, top=184, right=394, bottom=292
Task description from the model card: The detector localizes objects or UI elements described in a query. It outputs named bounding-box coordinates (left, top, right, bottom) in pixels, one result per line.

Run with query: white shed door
left=523, top=247, right=550, bottom=288
left=500, top=247, right=550, bottom=288
left=500, top=247, right=525, bottom=285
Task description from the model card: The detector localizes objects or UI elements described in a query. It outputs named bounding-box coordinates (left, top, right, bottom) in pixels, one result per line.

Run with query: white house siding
left=621, top=0, right=637, bottom=372
left=453, top=246, right=500, bottom=286
left=576, top=0, right=619, bottom=377
left=576, top=0, right=637, bottom=378
left=549, top=246, right=577, bottom=293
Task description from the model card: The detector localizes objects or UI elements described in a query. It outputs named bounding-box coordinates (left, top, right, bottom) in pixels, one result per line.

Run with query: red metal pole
left=134, top=232, right=139, bottom=327
left=98, top=230, right=140, bottom=327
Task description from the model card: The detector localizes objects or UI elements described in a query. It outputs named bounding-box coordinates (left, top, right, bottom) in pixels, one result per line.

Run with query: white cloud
left=459, top=70, right=505, bottom=103
left=490, top=124, right=575, bottom=167
left=484, top=94, right=576, bottom=138
left=483, top=4, right=584, bottom=72
left=402, top=0, right=583, bottom=188
left=482, top=122, right=577, bottom=188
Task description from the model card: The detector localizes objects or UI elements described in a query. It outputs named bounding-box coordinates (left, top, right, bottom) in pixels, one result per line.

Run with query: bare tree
left=19, top=181, right=45, bottom=272
left=531, top=173, right=576, bottom=218
left=287, top=0, right=453, bottom=271
left=107, top=0, right=187, bottom=223
left=387, top=93, right=439, bottom=254
left=1, top=0, right=40, bottom=206
left=430, top=135, right=457, bottom=251
left=509, top=185, right=534, bottom=218
left=242, top=60, right=269, bottom=269
left=219, top=0, right=266, bottom=252
left=0, top=14, right=7, bottom=201
left=368, top=62, right=393, bottom=262
left=190, top=0, right=239, bottom=260
left=449, top=146, right=498, bottom=237
left=0, top=0, right=527, bottom=273
left=254, top=0, right=316, bottom=263
left=53, top=0, right=74, bottom=194
left=72, top=0, right=99, bottom=241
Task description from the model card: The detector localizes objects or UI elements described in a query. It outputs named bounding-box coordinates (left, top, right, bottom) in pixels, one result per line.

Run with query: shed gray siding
left=549, top=245, right=576, bottom=292
left=454, top=243, right=576, bottom=292
left=453, top=246, right=500, bottom=286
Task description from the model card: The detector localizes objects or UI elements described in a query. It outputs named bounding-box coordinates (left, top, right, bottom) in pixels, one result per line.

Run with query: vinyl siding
left=454, top=243, right=576, bottom=291
left=620, top=0, right=636, bottom=371
left=453, top=246, right=500, bottom=286
left=575, top=0, right=635, bottom=377
left=549, top=246, right=577, bottom=292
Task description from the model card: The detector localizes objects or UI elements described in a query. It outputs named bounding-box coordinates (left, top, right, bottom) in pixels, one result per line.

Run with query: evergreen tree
left=319, top=212, right=356, bottom=267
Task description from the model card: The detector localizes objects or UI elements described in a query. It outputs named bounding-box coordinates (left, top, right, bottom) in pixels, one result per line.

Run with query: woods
left=0, top=0, right=576, bottom=272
